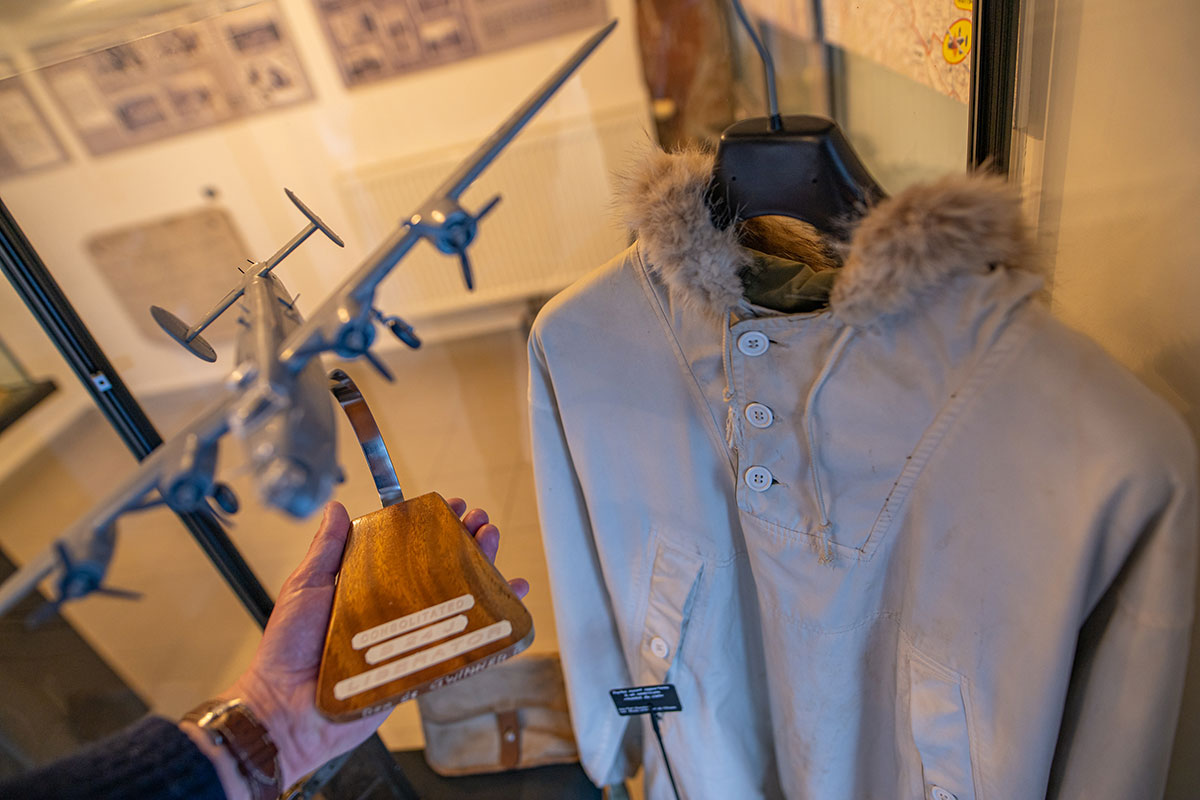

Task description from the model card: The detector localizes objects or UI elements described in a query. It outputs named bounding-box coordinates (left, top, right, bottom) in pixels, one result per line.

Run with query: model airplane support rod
left=277, top=19, right=617, bottom=366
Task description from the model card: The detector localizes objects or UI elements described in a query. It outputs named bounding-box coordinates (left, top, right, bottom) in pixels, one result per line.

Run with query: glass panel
left=0, top=0, right=982, bottom=794
left=0, top=0, right=650, bottom=786
left=640, top=0, right=971, bottom=187
left=829, top=47, right=968, bottom=192
left=758, top=2, right=971, bottom=191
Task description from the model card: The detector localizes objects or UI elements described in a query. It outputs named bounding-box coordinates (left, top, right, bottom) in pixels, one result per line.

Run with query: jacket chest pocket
left=904, top=638, right=980, bottom=800
left=634, top=540, right=705, bottom=686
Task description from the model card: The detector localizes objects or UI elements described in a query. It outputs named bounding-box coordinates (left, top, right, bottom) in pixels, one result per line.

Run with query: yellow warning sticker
left=943, top=18, right=972, bottom=64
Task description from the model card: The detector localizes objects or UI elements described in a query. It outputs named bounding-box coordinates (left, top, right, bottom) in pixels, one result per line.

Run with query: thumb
left=290, top=501, right=351, bottom=588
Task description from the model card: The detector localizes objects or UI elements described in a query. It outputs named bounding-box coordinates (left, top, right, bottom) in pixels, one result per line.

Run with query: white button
left=744, top=402, right=773, bottom=428
left=744, top=466, right=773, bottom=492
left=930, top=787, right=957, bottom=800
left=737, top=331, right=770, bottom=356
left=649, top=636, right=669, bottom=659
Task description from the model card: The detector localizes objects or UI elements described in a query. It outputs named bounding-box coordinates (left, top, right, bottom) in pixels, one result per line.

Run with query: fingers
left=447, top=498, right=525, bottom=596
left=461, top=507, right=489, bottom=534
left=289, top=501, right=351, bottom=587
left=461, top=508, right=497, bottom=561
left=474, top=522, right=499, bottom=563
left=459, top=503, right=495, bottom=563
left=508, top=578, right=530, bottom=600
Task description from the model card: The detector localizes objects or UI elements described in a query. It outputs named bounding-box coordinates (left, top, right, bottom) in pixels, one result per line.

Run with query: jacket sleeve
left=528, top=329, right=642, bottom=788
left=0, top=716, right=225, bottom=800
left=1047, top=466, right=1199, bottom=800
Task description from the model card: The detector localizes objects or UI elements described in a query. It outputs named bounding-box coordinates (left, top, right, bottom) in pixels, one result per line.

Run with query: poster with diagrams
left=34, top=1, right=313, bottom=156
left=0, top=58, right=69, bottom=179
left=312, top=0, right=608, bottom=88
left=821, top=0, right=973, bottom=101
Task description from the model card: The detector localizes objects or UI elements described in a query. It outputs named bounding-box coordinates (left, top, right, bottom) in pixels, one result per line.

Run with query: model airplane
left=0, top=20, right=618, bottom=624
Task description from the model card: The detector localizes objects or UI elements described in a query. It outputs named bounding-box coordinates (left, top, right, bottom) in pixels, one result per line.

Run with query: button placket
left=732, top=325, right=777, bottom=497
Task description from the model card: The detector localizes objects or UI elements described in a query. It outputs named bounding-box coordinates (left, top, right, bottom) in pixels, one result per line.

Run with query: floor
left=0, top=327, right=555, bottom=752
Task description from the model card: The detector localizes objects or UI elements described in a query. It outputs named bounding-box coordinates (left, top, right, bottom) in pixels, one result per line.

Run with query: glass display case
left=0, top=1, right=651, bottom=795
left=2, top=0, right=1195, bottom=798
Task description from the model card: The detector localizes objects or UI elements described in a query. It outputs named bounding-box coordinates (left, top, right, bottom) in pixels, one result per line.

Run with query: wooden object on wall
left=86, top=206, right=250, bottom=345
left=317, top=492, right=534, bottom=721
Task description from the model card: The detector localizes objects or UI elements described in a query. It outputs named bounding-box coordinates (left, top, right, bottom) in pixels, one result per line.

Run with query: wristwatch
left=183, top=698, right=282, bottom=800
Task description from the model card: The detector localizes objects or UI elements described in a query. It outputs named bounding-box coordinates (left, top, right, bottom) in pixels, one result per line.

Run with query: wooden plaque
left=316, top=492, right=534, bottom=721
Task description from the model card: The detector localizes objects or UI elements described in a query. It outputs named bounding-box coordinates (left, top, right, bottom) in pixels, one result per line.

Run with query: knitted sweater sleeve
left=0, top=716, right=226, bottom=800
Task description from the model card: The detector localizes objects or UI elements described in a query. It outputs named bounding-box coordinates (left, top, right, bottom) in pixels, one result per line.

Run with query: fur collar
left=617, top=148, right=1033, bottom=324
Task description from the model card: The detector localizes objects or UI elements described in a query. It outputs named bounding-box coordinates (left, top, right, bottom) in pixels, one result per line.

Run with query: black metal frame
left=968, top=0, right=1022, bottom=173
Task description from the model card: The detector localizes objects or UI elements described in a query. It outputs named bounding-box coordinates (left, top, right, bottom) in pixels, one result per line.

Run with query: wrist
left=228, top=675, right=307, bottom=788
left=182, top=695, right=283, bottom=800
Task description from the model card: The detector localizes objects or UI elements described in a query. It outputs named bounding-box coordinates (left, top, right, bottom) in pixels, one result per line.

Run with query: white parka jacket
left=528, top=150, right=1197, bottom=800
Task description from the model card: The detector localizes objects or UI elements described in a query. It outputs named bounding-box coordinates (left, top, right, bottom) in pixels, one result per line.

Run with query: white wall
left=1021, top=1, right=1200, bottom=795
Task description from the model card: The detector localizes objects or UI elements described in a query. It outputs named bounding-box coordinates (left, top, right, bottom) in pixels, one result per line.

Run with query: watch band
left=183, top=698, right=282, bottom=800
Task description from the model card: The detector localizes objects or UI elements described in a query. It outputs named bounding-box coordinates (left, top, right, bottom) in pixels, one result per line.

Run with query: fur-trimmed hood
left=617, top=148, right=1033, bottom=324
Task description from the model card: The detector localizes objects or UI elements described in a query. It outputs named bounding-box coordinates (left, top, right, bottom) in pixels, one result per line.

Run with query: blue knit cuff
left=0, top=715, right=226, bottom=800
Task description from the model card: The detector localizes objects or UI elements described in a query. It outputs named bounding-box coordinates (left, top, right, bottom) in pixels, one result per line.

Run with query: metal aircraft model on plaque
left=0, top=19, right=618, bottom=688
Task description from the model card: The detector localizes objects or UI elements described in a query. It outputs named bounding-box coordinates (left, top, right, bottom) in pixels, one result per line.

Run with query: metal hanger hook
left=728, top=0, right=782, bottom=130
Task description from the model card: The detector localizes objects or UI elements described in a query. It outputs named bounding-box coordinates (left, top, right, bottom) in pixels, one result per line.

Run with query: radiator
left=338, top=104, right=650, bottom=317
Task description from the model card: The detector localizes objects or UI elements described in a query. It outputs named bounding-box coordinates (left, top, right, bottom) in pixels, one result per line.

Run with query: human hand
left=186, top=497, right=525, bottom=797
left=448, top=496, right=529, bottom=600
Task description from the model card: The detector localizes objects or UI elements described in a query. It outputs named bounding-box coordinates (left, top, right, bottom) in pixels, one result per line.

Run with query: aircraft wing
left=0, top=389, right=239, bottom=620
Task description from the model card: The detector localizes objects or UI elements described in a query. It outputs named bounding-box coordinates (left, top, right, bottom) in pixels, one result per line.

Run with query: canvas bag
left=417, top=653, right=579, bottom=776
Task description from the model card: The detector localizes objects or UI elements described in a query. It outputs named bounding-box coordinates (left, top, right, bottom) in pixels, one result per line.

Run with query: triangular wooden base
left=317, top=492, right=534, bottom=721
